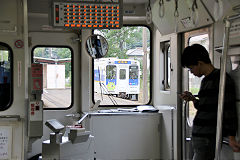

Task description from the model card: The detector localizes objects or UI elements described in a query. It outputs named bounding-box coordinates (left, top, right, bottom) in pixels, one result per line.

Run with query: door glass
left=0, top=43, right=13, bottom=111
left=188, top=34, right=209, bottom=123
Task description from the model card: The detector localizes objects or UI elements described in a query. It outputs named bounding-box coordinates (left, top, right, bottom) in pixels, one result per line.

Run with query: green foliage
left=0, top=51, right=10, bottom=70
left=0, top=51, right=9, bottom=61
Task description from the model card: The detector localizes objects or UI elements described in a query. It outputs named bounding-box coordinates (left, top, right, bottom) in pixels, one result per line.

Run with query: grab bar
left=214, top=14, right=240, bottom=159
left=0, top=115, right=21, bottom=121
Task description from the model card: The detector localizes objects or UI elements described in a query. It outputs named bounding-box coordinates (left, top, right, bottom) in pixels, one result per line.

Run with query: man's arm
left=224, top=75, right=240, bottom=152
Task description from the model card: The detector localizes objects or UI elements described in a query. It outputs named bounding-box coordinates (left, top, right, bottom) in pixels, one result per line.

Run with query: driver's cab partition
left=155, top=105, right=176, bottom=160
left=84, top=111, right=162, bottom=160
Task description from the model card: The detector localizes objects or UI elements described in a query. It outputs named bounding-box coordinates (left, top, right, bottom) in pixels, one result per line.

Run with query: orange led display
left=53, top=1, right=122, bottom=29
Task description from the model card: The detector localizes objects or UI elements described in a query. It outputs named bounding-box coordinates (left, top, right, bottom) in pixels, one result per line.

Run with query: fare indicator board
left=53, top=1, right=122, bottom=29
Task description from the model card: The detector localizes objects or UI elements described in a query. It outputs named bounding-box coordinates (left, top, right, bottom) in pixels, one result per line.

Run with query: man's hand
left=179, top=91, right=197, bottom=102
left=229, top=136, right=240, bottom=152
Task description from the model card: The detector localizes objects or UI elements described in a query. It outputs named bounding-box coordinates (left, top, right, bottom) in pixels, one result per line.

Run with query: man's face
left=188, top=64, right=202, bottom=77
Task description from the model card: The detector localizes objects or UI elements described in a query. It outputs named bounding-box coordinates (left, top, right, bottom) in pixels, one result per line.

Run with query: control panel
left=53, top=0, right=122, bottom=29
left=45, top=119, right=65, bottom=133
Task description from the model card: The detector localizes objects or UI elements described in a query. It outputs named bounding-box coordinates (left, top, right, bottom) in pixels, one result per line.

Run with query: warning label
left=31, top=64, right=43, bottom=93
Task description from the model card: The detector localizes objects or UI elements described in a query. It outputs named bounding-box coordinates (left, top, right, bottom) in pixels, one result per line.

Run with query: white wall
left=46, top=64, right=65, bottom=89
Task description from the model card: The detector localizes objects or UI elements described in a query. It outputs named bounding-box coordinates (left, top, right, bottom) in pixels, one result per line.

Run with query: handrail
left=77, top=113, right=89, bottom=124
left=214, top=19, right=230, bottom=160
left=215, top=13, right=240, bottom=160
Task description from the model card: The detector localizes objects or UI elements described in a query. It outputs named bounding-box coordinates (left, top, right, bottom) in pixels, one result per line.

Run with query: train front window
left=0, top=43, right=13, bottom=111
left=93, top=26, right=151, bottom=106
left=129, top=66, right=138, bottom=79
left=106, top=65, right=116, bottom=79
left=32, top=47, right=73, bottom=109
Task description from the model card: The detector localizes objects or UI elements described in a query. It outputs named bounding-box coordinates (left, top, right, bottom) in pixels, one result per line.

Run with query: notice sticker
left=0, top=126, right=12, bottom=159
left=14, top=40, right=24, bottom=48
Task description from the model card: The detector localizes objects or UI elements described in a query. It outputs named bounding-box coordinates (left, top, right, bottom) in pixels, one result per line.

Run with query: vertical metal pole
left=214, top=19, right=231, bottom=160
left=142, top=27, right=148, bottom=103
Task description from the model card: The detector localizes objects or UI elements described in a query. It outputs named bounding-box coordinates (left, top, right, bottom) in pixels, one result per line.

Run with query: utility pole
left=142, top=27, right=148, bottom=103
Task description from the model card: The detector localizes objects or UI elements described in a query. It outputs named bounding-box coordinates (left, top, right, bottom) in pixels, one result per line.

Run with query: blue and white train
left=94, top=58, right=140, bottom=100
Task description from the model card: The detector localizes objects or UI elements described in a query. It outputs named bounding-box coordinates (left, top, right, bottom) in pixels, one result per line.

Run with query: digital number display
left=53, top=1, right=122, bottom=29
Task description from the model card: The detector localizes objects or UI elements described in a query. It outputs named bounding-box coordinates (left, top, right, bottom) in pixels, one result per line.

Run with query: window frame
left=92, top=25, right=152, bottom=107
left=0, top=42, right=13, bottom=111
left=31, top=45, right=74, bottom=110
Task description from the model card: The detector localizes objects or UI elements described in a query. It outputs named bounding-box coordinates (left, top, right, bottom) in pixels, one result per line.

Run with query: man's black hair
left=181, top=44, right=211, bottom=68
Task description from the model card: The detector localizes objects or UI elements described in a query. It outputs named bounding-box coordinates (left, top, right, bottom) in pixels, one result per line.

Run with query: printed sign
left=31, top=64, right=43, bottom=93
left=14, top=40, right=24, bottom=48
left=31, top=64, right=43, bottom=78
left=0, top=126, right=12, bottom=159
left=29, top=101, right=43, bottom=121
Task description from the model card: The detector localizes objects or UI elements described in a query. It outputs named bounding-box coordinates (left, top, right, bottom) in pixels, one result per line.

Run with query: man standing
left=180, top=44, right=240, bottom=160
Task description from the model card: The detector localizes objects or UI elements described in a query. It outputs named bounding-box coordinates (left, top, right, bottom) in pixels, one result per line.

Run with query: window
left=167, top=46, right=171, bottom=88
left=188, top=34, right=209, bottom=93
left=32, top=46, right=73, bottom=109
left=0, top=43, right=13, bottom=111
left=94, top=26, right=151, bottom=106
left=160, top=41, right=171, bottom=91
left=129, top=66, right=138, bottom=79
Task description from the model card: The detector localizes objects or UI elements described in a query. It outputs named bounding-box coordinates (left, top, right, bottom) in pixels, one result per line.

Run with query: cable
left=146, top=0, right=152, bottom=24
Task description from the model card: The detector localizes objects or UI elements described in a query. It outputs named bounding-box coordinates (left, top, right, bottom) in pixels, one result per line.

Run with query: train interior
left=1, top=0, right=240, bottom=159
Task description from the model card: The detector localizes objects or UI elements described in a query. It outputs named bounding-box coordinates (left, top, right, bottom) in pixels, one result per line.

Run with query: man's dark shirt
left=192, top=69, right=237, bottom=138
